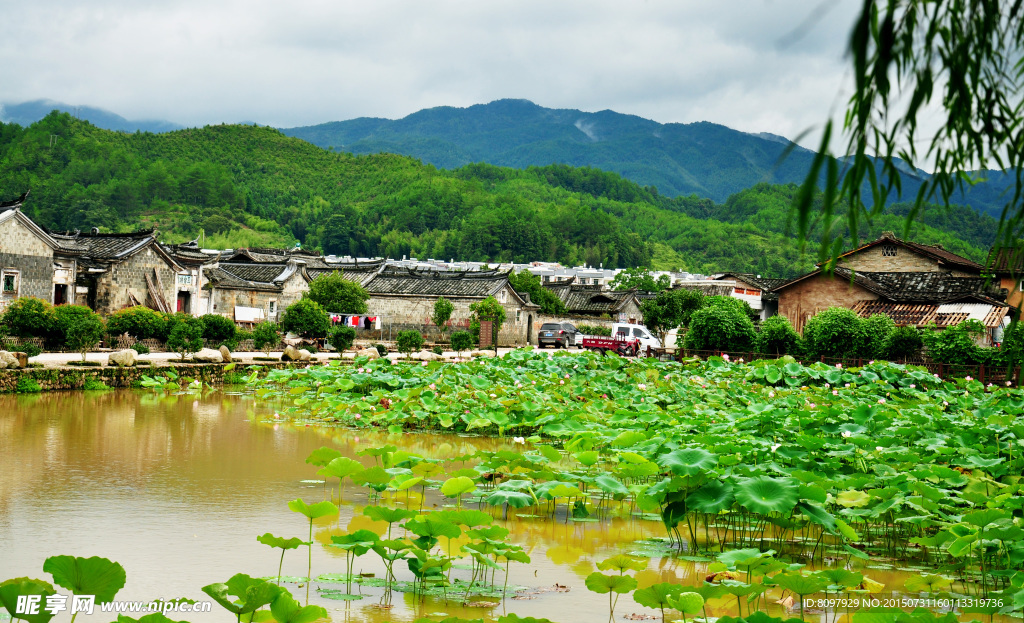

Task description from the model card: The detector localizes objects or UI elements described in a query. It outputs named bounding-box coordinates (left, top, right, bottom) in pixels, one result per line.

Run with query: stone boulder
left=414, top=350, right=442, bottom=361
left=108, top=349, right=138, bottom=367
left=298, top=349, right=312, bottom=361
left=194, top=348, right=225, bottom=363
left=0, top=351, right=20, bottom=369
left=12, top=352, right=29, bottom=368
left=281, top=345, right=304, bottom=361
left=471, top=349, right=496, bottom=358
left=355, top=347, right=380, bottom=360
left=219, top=345, right=233, bottom=363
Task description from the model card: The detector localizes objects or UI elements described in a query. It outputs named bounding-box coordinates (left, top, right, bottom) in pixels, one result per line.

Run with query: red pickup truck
left=581, top=334, right=643, bottom=357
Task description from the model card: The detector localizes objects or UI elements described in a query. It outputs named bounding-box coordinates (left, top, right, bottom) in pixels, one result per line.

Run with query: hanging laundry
left=349, top=315, right=361, bottom=328
left=374, top=317, right=381, bottom=330
left=363, top=316, right=373, bottom=329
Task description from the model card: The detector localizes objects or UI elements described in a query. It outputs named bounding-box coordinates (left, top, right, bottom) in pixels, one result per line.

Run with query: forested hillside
left=0, top=112, right=1001, bottom=278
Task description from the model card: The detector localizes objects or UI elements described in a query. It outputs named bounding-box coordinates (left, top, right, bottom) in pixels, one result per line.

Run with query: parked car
left=538, top=322, right=580, bottom=348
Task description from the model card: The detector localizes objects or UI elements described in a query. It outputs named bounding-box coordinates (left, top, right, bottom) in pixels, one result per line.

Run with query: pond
left=0, top=386, right=1014, bottom=623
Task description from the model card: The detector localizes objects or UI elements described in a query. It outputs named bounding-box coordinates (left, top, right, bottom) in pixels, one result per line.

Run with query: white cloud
left=0, top=0, right=863, bottom=148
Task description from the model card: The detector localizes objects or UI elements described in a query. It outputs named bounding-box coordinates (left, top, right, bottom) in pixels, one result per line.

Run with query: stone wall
left=97, top=246, right=178, bottom=315
left=776, top=272, right=878, bottom=333
left=838, top=246, right=974, bottom=276
left=0, top=217, right=55, bottom=308
left=209, top=272, right=307, bottom=323
left=0, top=360, right=316, bottom=393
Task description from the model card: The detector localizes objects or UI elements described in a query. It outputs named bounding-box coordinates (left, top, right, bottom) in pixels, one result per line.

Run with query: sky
left=0, top=0, right=863, bottom=147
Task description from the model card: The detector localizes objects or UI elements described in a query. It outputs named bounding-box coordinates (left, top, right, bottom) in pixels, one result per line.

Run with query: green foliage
left=200, top=314, right=237, bottom=344
left=54, top=305, right=106, bottom=360
left=106, top=305, right=167, bottom=340
left=252, top=322, right=280, bottom=356
left=508, top=270, right=566, bottom=315
left=641, top=288, right=704, bottom=341
left=861, top=314, right=896, bottom=359
left=431, top=345, right=444, bottom=355
left=281, top=299, right=330, bottom=339
left=577, top=324, right=611, bottom=337
left=166, top=316, right=204, bottom=359
left=83, top=378, right=110, bottom=391
left=802, top=307, right=866, bottom=360
left=755, top=315, right=802, bottom=357
left=450, top=330, right=473, bottom=355
left=998, top=321, right=1024, bottom=366
left=131, top=341, right=150, bottom=355
left=15, top=376, right=42, bottom=393
left=371, top=343, right=388, bottom=357
left=396, top=330, right=424, bottom=357
left=684, top=296, right=756, bottom=352
left=923, top=319, right=988, bottom=365
left=1, top=297, right=55, bottom=338
left=305, top=272, right=370, bottom=314
left=331, top=326, right=356, bottom=352
left=15, top=342, right=42, bottom=358
left=431, top=297, right=455, bottom=339
left=611, top=267, right=671, bottom=292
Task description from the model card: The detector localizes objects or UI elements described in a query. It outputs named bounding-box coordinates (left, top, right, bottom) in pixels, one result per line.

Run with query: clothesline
left=329, top=314, right=380, bottom=330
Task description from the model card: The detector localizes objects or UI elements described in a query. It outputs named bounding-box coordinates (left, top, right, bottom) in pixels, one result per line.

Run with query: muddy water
left=0, top=391, right=1005, bottom=623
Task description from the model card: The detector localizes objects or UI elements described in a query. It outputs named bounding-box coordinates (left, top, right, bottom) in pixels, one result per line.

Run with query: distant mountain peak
left=0, top=99, right=182, bottom=133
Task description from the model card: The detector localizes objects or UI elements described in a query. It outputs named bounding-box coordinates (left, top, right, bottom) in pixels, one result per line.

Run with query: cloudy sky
left=0, top=0, right=862, bottom=145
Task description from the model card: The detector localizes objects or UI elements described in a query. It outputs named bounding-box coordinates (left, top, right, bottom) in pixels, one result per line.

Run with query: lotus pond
left=1, top=351, right=1022, bottom=623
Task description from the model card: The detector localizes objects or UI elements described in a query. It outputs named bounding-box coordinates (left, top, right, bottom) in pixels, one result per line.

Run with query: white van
left=612, top=323, right=662, bottom=351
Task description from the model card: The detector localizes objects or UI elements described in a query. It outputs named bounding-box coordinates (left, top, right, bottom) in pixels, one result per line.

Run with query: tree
left=755, top=315, right=802, bottom=357
left=469, top=296, right=506, bottom=348
left=331, top=326, right=355, bottom=352
left=885, top=325, right=924, bottom=360
left=798, top=1, right=1024, bottom=265
left=200, top=314, right=237, bottom=345
left=1, top=297, right=55, bottom=338
left=861, top=314, right=895, bottom=359
left=53, top=305, right=105, bottom=362
left=253, top=321, right=281, bottom=357
left=450, top=331, right=473, bottom=358
left=683, top=296, right=756, bottom=353
left=640, top=288, right=705, bottom=344
left=610, top=267, right=670, bottom=292
left=508, top=269, right=567, bottom=315
left=396, top=330, right=424, bottom=359
left=107, top=306, right=167, bottom=340
left=281, top=299, right=331, bottom=339
left=304, top=272, right=369, bottom=314
left=167, top=317, right=204, bottom=359
left=431, top=297, right=454, bottom=341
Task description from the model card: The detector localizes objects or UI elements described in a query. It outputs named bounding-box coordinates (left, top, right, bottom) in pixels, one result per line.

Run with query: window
left=2, top=270, right=18, bottom=295
left=516, top=310, right=521, bottom=322
left=881, top=245, right=898, bottom=257
left=634, top=328, right=648, bottom=338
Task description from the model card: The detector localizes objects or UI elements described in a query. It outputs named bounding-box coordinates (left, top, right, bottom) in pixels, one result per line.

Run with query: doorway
left=177, top=291, right=191, bottom=314
left=527, top=314, right=533, bottom=344
left=53, top=284, right=68, bottom=306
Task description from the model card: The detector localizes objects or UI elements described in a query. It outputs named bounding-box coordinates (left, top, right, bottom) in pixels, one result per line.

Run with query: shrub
left=281, top=299, right=331, bottom=339
left=252, top=321, right=280, bottom=357
left=396, top=330, right=424, bottom=358
left=884, top=325, right=923, bottom=360
left=802, top=307, right=866, bottom=360
left=132, top=342, right=151, bottom=355
left=755, top=315, right=802, bottom=357
left=83, top=378, right=110, bottom=391
left=450, top=331, right=473, bottom=356
left=160, top=312, right=195, bottom=342
left=200, top=314, right=237, bottom=344
left=106, top=306, right=167, bottom=340
left=431, top=345, right=444, bottom=355
left=683, top=296, right=756, bottom=353
left=577, top=324, right=612, bottom=337
left=304, top=271, right=370, bottom=313
left=2, top=297, right=55, bottom=338
left=331, top=326, right=356, bottom=352
left=371, top=343, right=388, bottom=357
left=432, top=297, right=454, bottom=340
left=998, top=320, right=1024, bottom=366
left=16, top=342, right=42, bottom=358
left=15, top=376, right=41, bottom=393
left=923, top=319, right=987, bottom=365
left=861, top=314, right=896, bottom=359
left=54, top=305, right=106, bottom=361
left=167, top=316, right=204, bottom=359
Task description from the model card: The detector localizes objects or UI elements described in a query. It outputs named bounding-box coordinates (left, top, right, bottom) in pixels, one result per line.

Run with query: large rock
left=193, top=348, right=225, bottom=363
left=0, top=351, right=20, bottom=369
left=219, top=345, right=233, bottom=363
left=12, top=352, right=28, bottom=368
left=298, top=349, right=312, bottom=361
left=471, top=349, right=496, bottom=358
left=108, top=349, right=138, bottom=367
left=414, top=350, right=443, bottom=361
left=355, top=347, right=380, bottom=360
left=281, top=345, right=304, bottom=361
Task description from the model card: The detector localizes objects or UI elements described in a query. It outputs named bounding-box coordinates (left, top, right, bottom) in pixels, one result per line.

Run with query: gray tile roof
left=551, top=284, right=638, bottom=314
left=775, top=267, right=1005, bottom=304
left=365, top=268, right=509, bottom=297
left=50, top=229, right=156, bottom=260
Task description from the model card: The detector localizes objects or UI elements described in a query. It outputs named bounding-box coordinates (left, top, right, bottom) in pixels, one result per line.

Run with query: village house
left=363, top=267, right=539, bottom=345
left=711, top=273, right=787, bottom=320
left=985, top=246, right=1024, bottom=310
left=0, top=193, right=70, bottom=309
left=544, top=280, right=643, bottom=322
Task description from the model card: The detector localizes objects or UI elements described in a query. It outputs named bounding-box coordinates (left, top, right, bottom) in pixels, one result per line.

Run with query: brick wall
left=839, top=246, right=974, bottom=276
left=96, top=246, right=178, bottom=315
left=0, top=217, right=55, bottom=308
left=209, top=271, right=307, bottom=322
left=777, top=272, right=878, bottom=333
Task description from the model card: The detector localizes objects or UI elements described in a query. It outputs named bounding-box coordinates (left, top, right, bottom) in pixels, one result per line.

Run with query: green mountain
left=280, top=99, right=1017, bottom=218
left=0, top=112, right=1001, bottom=279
